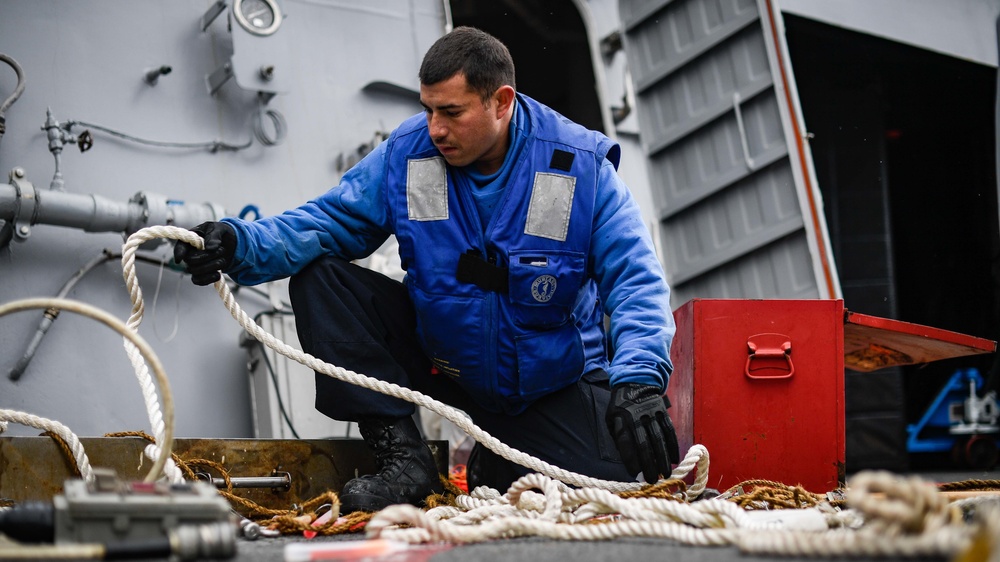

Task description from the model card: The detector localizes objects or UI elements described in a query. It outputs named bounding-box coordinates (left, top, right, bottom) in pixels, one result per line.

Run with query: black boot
left=340, top=416, right=443, bottom=513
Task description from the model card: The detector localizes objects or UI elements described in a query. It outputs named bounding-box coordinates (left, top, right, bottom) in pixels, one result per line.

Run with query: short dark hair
left=418, top=26, right=516, bottom=102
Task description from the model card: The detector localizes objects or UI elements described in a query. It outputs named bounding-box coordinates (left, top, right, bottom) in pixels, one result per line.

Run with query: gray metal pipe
left=0, top=181, right=226, bottom=239
left=1, top=175, right=229, bottom=378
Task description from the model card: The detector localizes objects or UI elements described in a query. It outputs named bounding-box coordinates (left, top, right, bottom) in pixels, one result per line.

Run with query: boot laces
left=366, top=424, right=409, bottom=477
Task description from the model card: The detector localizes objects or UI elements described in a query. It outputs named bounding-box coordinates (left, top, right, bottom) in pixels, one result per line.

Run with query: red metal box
left=667, top=299, right=847, bottom=493
left=667, top=298, right=996, bottom=494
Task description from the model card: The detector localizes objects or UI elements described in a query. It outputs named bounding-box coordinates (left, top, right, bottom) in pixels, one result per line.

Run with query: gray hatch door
left=619, top=0, right=841, bottom=304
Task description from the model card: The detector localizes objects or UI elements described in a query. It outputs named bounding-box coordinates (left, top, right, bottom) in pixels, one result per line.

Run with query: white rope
left=0, top=297, right=174, bottom=483
left=736, top=471, right=976, bottom=558
left=366, top=472, right=758, bottom=545
left=144, top=443, right=185, bottom=484
left=216, top=278, right=659, bottom=492
left=364, top=470, right=987, bottom=558
left=122, top=225, right=707, bottom=494
left=121, top=231, right=171, bottom=481
left=0, top=409, right=95, bottom=482
left=369, top=503, right=744, bottom=545
left=117, top=226, right=993, bottom=559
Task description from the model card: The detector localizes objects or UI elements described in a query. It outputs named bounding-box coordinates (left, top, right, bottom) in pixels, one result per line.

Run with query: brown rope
left=938, top=479, right=1000, bottom=492
left=40, top=431, right=82, bottom=478
left=174, top=455, right=313, bottom=519
left=723, top=479, right=835, bottom=510
left=424, top=474, right=466, bottom=508
left=617, top=478, right=688, bottom=501
left=104, top=430, right=156, bottom=441
left=260, top=481, right=472, bottom=536
left=269, top=509, right=374, bottom=535
left=104, top=430, right=198, bottom=480
left=96, top=432, right=348, bottom=529
left=183, top=458, right=234, bottom=491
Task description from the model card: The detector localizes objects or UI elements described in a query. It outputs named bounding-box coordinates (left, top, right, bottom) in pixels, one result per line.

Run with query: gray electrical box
left=52, top=470, right=234, bottom=545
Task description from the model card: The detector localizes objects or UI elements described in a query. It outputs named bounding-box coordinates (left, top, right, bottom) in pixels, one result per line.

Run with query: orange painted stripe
left=763, top=0, right=838, bottom=299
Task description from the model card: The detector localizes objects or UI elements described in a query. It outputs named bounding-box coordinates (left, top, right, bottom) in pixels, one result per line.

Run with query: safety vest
left=386, top=94, right=621, bottom=414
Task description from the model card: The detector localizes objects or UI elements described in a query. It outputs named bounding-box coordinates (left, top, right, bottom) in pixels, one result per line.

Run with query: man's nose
left=428, top=114, right=447, bottom=140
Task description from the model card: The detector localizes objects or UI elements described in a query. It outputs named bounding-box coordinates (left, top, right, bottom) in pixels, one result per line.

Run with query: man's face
left=420, top=73, right=512, bottom=175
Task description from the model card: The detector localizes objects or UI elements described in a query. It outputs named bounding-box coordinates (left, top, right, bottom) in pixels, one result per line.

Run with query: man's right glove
left=172, top=221, right=237, bottom=286
left=606, top=382, right=680, bottom=483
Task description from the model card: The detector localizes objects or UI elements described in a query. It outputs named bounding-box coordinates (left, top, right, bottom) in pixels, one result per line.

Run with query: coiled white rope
left=123, top=225, right=706, bottom=494
left=367, top=472, right=771, bottom=545
left=365, top=470, right=998, bottom=559
left=0, top=297, right=174, bottom=483
left=736, top=471, right=980, bottom=558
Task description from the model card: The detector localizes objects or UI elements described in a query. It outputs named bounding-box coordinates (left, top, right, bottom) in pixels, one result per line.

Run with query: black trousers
left=288, top=256, right=633, bottom=489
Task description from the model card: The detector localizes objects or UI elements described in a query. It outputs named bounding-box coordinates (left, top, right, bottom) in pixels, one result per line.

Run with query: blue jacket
left=224, top=94, right=674, bottom=413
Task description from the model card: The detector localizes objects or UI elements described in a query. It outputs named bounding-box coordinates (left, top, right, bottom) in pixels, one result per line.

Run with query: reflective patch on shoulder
left=525, top=172, right=575, bottom=241
left=407, top=157, right=448, bottom=221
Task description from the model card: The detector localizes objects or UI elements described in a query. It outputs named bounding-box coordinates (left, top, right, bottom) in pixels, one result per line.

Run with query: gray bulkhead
left=0, top=1, right=444, bottom=438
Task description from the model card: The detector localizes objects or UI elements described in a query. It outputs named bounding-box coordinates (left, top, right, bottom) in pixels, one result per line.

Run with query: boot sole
left=340, top=491, right=395, bottom=513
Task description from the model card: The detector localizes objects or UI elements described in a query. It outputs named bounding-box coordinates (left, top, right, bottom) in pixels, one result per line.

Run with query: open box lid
left=843, top=310, right=997, bottom=372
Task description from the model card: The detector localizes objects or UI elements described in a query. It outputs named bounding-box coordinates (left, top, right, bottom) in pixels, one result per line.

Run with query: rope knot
left=848, top=471, right=955, bottom=535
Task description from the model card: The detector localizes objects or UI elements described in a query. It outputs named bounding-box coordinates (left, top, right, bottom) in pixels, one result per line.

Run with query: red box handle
left=745, top=333, right=794, bottom=380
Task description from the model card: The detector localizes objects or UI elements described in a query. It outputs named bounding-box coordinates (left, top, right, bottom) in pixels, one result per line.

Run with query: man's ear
left=494, top=85, right=516, bottom=119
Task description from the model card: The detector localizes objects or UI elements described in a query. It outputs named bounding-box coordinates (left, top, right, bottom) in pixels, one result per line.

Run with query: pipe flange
left=7, top=168, right=38, bottom=241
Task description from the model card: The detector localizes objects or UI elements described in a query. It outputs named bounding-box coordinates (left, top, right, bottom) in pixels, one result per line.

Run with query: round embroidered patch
left=531, top=275, right=557, bottom=303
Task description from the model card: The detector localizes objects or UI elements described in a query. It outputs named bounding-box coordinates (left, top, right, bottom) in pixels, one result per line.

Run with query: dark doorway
left=448, top=0, right=604, bottom=132
left=784, top=14, right=999, bottom=470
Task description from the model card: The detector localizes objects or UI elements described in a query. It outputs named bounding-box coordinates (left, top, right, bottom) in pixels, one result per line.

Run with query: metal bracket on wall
left=207, top=62, right=235, bottom=96
left=200, top=0, right=228, bottom=32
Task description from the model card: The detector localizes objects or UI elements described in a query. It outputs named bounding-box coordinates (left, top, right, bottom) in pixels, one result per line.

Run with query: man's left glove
left=606, top=382, right=680, bottom=483
left=172, top=221, right=237, bottom=286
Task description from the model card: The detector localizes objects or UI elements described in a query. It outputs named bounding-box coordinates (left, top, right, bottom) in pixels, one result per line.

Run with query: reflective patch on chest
left=525, top=172, right=575, bottom=241
left=530, top=274, right=558, bottom=303
left=407, top=157, right=448, bottom=221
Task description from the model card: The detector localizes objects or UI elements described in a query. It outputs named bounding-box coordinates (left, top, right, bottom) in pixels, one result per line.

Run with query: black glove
left=606, top=382, right=680, bottom=483
left=172, top=221, right=237, bottom=286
